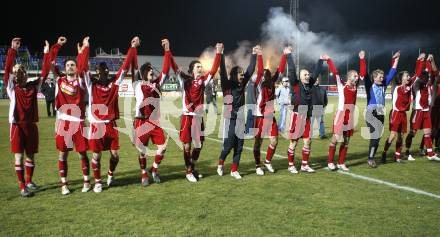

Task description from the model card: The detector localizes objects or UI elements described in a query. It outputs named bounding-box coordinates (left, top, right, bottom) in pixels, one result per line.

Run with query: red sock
left=138, top=156, right=148, bottom=178
left=24, top=159, right=35, bottom=184
left=151, top=154, right=163, bottom=173
left=328, top=143, right=336, bottom=164
left=58, top=158, right=68, bottom=185
left=384, top=139, right=392, bottom=152
left=265, top=144, right=276, bottom=163
left=15, top=163, right=25, bottom=190
left=218, top=159, right=225, bottom=166
left=231, top=163, right=238, bottom=172
left=91, top=158, right=101, bottom=183
left=424, top=135, right=434, bottom=157
left=338, top=144, right=348, bottom=165
left=302, top=147, right=310, bottom=166
left=108, top=156, right=119, bottom=176
left=395, top=140, right=402, bottom=159
left=253, top=149, right=261, bottom=167
left=287, top=148, right=295, bottom=167
left=81, top=157, right=90, bottom=177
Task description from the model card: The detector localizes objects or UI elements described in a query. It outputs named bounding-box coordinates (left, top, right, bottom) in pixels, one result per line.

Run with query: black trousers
left=366, top=109, right=385, bottom=160
left=219, top=118, right=244, bottom=165
left=46, top=100, right=55, bottom=116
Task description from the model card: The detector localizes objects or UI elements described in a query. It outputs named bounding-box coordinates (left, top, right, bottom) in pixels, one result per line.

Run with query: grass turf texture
left=1, top=97, right=439, bottom=237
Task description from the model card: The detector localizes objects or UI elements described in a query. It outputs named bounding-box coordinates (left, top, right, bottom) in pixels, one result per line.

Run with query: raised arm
left=242, top=46, right=258, bottom=85
left=154, top=39, right=172, bottom=86
left=325, top=55, right=344, bottom=87
left=49, top=36, right=66, bottom=78
left=384, top=51, right=400, bottom=87
left=40, top=40, right=51, bottom=80
left=254, top=46, right=264, bottom=86
left=219, top=54, right=230, bottom=90
left=4, top=38, right=20, bottom=88
left=114, top=36, right=140, bottom=85
left=286, top=47, right=298, bottom=85
left=203, top=43, right=223, bottom=86
left=359, top=50, right=372, bottom=90
left=272, top=49, right=288, bottom=82
left=309, top=57, right=324, bottom=85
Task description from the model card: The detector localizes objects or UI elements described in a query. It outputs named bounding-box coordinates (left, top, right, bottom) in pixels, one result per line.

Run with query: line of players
left=4, top=36, right=440, bottom=198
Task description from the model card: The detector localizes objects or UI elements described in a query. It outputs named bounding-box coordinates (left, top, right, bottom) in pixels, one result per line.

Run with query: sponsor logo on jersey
left=60, top=81, right=77, bottom=96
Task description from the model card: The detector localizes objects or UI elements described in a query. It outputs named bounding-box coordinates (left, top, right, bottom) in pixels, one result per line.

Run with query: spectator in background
left=275, top=77, right=291, bottom=132
left=205, top=78, right=219, bottom=114
left=245, top=76, right=256, bottom=135
left=40, top=78, right=55, bottom=116
left=311, top=79, right=328, bottom=139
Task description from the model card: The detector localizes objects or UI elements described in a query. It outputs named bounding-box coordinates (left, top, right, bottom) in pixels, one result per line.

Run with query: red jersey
left=327, top=58, right=357, bottom=112
left=51, top=43, right=89, bottom=121
left=392, top=84, right=412, bottom=111
left=255, top=54, right=287, bottom=117
left=133, top=50, right=171, bottom=121
left=171, top=52, right=221, bottom=116
left=4, top=48, right=50, bottom=123
left=86, top=47, right=137, bottom=123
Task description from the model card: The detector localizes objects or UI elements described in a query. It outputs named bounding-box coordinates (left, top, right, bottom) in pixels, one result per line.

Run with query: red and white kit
left=254, top=54, right=287, bottom=138
left=51, top=43, right=89, bottom=152
left=171, top=53, right=221, bottom=144
left=327, top=58, right=357, bottom=137
left=86, top=47, right=137, bottom=152
left=132, top=48, right=171, bottom=149
left=5, top=48, right=50, bottom=154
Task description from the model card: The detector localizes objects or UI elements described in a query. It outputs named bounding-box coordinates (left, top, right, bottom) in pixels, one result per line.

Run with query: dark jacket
left=287, top=54, right=324, bottom=117
left=220, top=54, right=256, bottom=119
left=40, top=81, right=55, bottom=101
left=312, top=85, right=328, bottom=107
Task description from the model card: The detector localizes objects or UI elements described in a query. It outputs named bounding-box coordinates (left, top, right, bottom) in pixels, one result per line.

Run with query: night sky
left=2, top=0, right=439, bottom=57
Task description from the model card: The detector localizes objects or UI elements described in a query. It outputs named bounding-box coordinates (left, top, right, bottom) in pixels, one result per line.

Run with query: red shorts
left=431, top=106, right=440, bottom=129
left=55, top=120, right=88, bottom=152
left=180, top=115, right=205, bottom=143
left=254, top=117, right=278, bottom=138
left=288, top=112, right=310, bottom=140
left=389, top=110, right=407, bottom=133
left=411, top=110, right=431, bottom=130
left=332, top=110, right=354, bottom=137
left=134, top=119, right=166, bottom=146
left=88, top=121, right=120, bottom=152
left=10, top=123, right=38, bottom=154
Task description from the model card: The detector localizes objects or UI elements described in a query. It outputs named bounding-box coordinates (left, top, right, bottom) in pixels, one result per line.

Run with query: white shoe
left=301, top=165, right=315, bottom=173
left=428, top=155, right=440, bottom=161
left=407, top=154, right=416, bottom=161
left=20, top=188, right=32, bottom=197
left=186, top=173, right=198, bottom=183
left=82, top=182, right=91, bottom=193
left=256, top=167, right=265, bottom=176
left=26, top=182, right=38, bottom=190
left=337, top=164, right=350, bottom=171
left=107, top=175, right=114, bottom=187
left=264, top=162, right=275, bottom=173
left=93, top=183, right=102, bottom=193
left=141, top=177, right=150, bottom=186
left=61, top=185, right=70, bottom=195
left=288, top=166, right=298, bottom=174
left=152, top=172, right=161, bottom=183
left=327, top=163, right=336, bottom=171
left=230, top=171, right=242, bottom=180
left=217, top=165, right=224, bottom=176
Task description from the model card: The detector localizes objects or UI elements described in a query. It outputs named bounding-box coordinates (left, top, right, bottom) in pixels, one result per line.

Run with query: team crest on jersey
left=60, top=81, right=77, bottom=96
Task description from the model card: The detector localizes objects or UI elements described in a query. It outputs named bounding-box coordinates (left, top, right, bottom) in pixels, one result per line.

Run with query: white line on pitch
left=121, top=116, right=440, bottom=200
